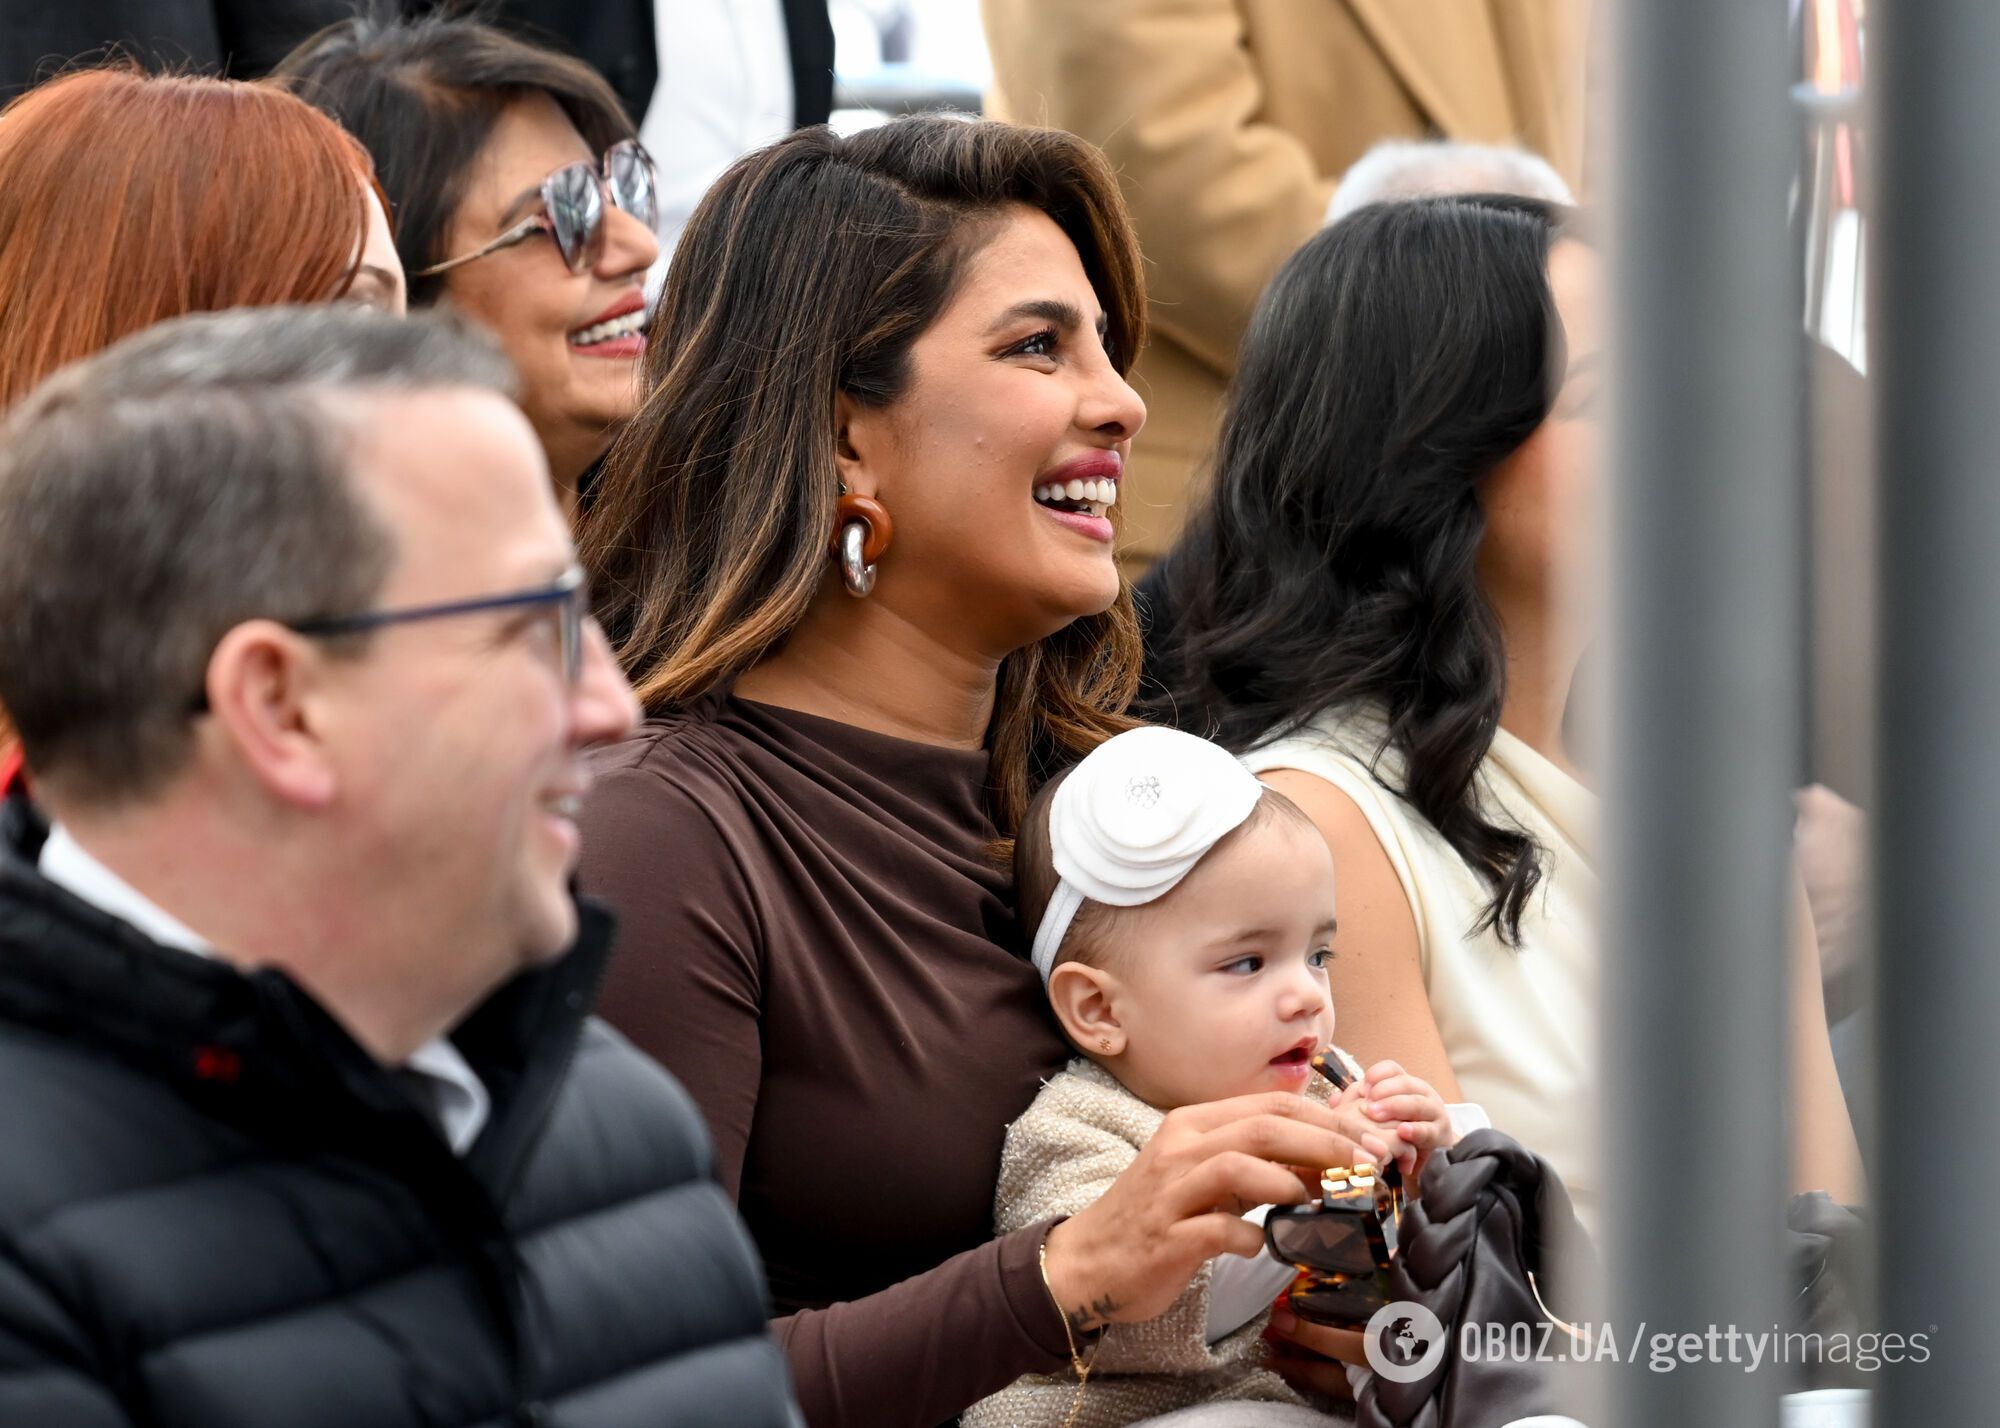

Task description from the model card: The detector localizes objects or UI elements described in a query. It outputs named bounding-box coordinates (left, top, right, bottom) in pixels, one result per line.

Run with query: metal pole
left=1874, top=0, right=2000, bottom=1418
left=1601, top=0, right=1797, bottom=1418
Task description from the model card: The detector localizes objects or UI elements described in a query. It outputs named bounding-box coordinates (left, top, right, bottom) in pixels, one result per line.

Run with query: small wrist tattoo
left=1068, top=1293, right=1119, bottom=1334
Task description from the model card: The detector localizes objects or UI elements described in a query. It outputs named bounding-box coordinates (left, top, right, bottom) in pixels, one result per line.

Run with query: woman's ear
left=833, top=390, right=883, bottom=499
left=1047, top=961, right=1127, bottom=1057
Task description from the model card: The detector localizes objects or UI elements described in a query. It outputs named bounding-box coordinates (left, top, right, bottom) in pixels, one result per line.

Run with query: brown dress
left=579, top=693, right=1074, bottom=1427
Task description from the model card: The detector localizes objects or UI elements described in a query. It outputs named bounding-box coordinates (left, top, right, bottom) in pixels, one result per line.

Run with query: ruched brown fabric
left=580, top=693, right=1075, bottom=1426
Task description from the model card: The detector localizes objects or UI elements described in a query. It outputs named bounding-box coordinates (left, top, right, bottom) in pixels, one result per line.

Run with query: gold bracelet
left=1038, top=1237, right=1099, bottom=1428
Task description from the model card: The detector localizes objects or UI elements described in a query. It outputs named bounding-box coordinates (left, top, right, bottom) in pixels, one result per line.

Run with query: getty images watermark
left=1362, top=1301, right=1934, bottom=1382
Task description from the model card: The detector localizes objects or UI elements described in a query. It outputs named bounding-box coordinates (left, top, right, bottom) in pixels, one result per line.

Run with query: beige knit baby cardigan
left=963, top=1058, right=1337, bottom=1428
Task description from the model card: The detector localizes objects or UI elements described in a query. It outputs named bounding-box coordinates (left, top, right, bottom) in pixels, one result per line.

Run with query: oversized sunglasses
left=190, top=567, right=591, bottom=714
left=416, top=140, right=658, bottom=278
left=1263, top=1160, right=1404, bottom=1331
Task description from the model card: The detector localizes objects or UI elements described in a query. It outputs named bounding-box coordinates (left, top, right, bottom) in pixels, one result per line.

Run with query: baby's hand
left=1358, top=1059, right=1457, bottom=1187
left=1326, top=1080, right=1395, bottom=1170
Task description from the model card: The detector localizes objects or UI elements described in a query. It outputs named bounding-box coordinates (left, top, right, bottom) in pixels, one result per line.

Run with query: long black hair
left=1148, top=195, right=1569, bottom=944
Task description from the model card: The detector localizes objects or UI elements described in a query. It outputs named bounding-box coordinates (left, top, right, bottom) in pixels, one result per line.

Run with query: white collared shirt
left=38, top=824, right=490, bottom=1156
left=641, top=0, right=794, bottom=263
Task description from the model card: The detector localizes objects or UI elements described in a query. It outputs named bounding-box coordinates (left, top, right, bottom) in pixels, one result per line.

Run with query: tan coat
left=982, top=0, right=1585, bottom=566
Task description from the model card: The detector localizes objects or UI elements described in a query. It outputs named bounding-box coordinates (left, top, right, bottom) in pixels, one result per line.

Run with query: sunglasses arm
left=412, top=217, right=546, bottom=279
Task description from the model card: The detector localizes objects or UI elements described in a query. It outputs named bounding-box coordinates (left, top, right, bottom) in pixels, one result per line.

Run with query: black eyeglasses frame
left=189, top=565, right=589, bottom=715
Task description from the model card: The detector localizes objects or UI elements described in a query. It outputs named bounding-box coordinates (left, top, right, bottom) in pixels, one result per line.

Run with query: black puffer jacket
left=0, top=794, right=801, bottom=1427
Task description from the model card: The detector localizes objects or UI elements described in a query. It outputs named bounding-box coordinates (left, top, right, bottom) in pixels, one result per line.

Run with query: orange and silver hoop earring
left=832, top=492, right=894, bottom=598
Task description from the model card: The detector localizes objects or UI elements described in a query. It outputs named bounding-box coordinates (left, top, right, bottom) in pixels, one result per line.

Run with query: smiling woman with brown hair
left=575, top=116, right=1376, bottom=1428
left=277, top=12, right=660, bottom=510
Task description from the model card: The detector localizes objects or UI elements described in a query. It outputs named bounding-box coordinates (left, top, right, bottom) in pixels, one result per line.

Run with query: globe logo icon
left=1363, top=1301, right=1448, bottom=1383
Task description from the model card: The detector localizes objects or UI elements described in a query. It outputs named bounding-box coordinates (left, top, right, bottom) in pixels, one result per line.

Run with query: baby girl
left=965, top=727, right=1457, bottom=1428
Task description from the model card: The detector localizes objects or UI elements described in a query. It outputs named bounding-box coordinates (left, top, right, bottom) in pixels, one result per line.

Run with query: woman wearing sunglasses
left=278, top=13, right=661, bottom=511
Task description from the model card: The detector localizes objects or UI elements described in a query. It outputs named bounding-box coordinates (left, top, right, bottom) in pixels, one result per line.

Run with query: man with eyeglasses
left=0, top=306, right=802, bottom=1427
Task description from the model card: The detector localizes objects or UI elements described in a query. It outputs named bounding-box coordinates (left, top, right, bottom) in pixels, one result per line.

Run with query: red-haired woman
left=0, top=66, right=403, bottom=411
left=0, top=65, right=405, bottom=762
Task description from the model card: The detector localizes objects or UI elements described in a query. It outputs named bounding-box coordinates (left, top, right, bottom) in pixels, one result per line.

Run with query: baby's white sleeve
left=1206, top=1105, right=1492, bottom=1344
left=1204, top=1205, right=1297, bottom=1342
left=1448, top=1102, right=1492, bottom=1137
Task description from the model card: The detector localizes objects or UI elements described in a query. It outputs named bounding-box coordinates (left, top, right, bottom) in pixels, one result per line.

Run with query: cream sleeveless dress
left=1244, top=710, right=1600, bottom=1233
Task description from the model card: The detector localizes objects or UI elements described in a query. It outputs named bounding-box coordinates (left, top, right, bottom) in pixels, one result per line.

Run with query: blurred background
left=827, top=0, right=988, bottom=128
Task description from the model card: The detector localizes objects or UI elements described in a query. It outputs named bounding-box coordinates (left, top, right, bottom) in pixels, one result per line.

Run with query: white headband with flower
left=1030, top=726, right=1265, bottom=981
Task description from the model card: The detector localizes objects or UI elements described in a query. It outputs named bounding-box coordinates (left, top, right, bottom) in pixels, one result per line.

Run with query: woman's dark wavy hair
left=1150, top=194, right=1571, bottom=944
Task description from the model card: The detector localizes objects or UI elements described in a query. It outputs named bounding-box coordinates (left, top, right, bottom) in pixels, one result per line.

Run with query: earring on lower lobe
left=1099, top=1037, right=1112, bottom=1052
left=830, top=493, right=893, bottom=598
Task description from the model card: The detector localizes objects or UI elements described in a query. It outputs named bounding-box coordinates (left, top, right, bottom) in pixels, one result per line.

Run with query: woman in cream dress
left=1146, top=197, right=1861, bottom=1243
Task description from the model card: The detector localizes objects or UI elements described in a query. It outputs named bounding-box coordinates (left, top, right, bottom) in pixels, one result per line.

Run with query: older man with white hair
left=1329, top=138, right=1575, bottom=223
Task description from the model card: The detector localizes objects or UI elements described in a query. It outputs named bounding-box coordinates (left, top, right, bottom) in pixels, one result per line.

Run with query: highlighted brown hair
left=0, top=67, right=385, bottom=411
left=579, top=117, right=1147, bottom=835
